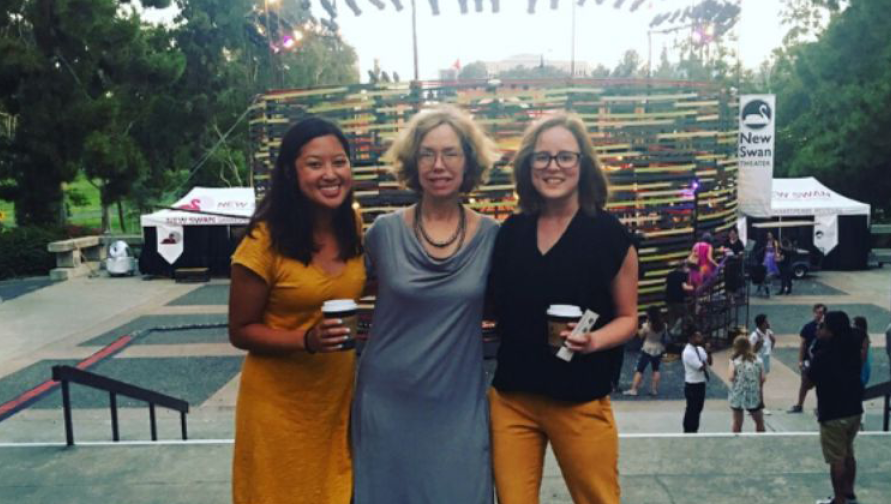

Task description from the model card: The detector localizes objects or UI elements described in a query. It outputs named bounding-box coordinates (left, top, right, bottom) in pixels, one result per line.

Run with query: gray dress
left=352, top=210, right=497, bottom=504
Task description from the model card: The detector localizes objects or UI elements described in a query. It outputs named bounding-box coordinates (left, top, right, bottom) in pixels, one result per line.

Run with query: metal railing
left=51, top=365, right=190, bottom=446
left=863, top=381, right=891, bottom=432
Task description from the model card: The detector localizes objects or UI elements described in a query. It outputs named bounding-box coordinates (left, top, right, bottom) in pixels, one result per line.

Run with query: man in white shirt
left=682, top=328, right=712, bottom=433
left=750, top=314, right=777, bottom=414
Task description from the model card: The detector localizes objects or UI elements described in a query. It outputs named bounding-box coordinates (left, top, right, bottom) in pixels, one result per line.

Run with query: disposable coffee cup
left=547, top=305, right=583, bottom=354
left=322, top=299, right=359, bottom=350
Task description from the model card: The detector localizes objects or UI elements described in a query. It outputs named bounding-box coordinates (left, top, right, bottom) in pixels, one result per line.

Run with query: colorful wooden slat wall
left=249, top=79, right=739, bottom=310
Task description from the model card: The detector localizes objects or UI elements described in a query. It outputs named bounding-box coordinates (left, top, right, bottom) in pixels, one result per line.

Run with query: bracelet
left=304, top=330, right=316, bottom=354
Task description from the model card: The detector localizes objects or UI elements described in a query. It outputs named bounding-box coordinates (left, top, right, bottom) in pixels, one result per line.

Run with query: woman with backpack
left=624, top=306, right=667, bottom=397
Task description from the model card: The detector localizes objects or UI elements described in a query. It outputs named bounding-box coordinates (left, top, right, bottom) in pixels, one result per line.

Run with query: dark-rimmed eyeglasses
left=531, top=151, right=581, bottom=170
left=418, top=150, right=464, bottom=168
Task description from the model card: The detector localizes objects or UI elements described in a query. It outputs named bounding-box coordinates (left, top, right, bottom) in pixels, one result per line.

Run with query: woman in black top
left=488, top=114, right=638, bottom=504
left=722, top=228, right=745, bottom=299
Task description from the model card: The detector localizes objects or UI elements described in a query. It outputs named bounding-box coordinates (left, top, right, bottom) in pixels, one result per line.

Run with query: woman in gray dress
left=352, top=105, right=501, bottom=504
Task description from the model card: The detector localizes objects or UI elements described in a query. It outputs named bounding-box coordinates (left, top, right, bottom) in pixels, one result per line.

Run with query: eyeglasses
left=418, top=150, right=464, bottom=168
left=531, top=151, right=581, bottom=170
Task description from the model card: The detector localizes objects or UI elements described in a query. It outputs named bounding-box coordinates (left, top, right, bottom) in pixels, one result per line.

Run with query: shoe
left=787, top=405, right=803, bottom=413
left=815, top=497, right=855, bottom=504
left=623, top=389, right=638, bottom=396
left=847, top=494, right=858, bottom=504
left=763, top=408, right=772, bottom=416
left=649, top=390, right=658, bottom=397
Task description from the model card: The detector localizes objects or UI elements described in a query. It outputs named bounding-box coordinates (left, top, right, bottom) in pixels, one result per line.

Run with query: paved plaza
left=0, top=269, right=889, bottom=503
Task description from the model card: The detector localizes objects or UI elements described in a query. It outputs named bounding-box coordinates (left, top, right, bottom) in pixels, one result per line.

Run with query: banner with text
left=738, top=94, right=776, bottom=217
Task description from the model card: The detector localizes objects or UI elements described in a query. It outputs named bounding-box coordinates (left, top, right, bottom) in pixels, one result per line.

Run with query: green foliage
left=0, top=226, right=66, bottom=280
left=0, top=0, right=360, bottom=228
left=497, top=64, right=569, bottom=79
left=458, top=61, right=489, bottom=80
left=771, top=0, right=891, bottom=217
left=612, top=50, right=644, bottom=78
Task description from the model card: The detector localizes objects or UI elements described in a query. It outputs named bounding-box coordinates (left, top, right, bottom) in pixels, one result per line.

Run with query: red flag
left=452, top=59, right=461, bottom=70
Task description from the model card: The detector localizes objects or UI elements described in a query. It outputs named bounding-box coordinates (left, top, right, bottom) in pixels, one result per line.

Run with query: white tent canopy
left=740, top=177, right=870, bottom=255
left=140, top=187, right=255, bottom=227
left=745, top=177, right=870, bottom=218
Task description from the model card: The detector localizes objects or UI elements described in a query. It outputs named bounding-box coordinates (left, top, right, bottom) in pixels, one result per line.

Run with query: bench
left=47, top=236, right=105, bottom=281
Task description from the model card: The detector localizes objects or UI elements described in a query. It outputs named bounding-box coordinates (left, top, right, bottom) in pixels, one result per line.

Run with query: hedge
left=0, top=226, right=71, bottom=280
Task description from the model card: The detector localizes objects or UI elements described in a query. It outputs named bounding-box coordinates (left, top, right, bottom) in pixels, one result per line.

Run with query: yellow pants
left=489, top=388, right=620, bottom=504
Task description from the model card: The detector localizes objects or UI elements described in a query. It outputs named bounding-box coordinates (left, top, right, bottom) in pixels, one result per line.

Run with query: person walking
left=853, top=316, right=871, bottom=387
left=728, top=335, right=766, bottom=433
left=778, top=238, right=794, bottom=295
left=351, top=105, right=501, bottom=504
left=805, top=311, right=864, bottom=504
left=228, top=118, right=366, bottom=504
left=624, top=306, right=667, bottom=397
left=683, top=328, right=712, bottom=433
left=488, top=113, right=638, bottom=504
left=750, top=314, right=776, bottom=414
left=763, top=231, right=780, bottom=281
left=789, top=303, right=827, bottom=413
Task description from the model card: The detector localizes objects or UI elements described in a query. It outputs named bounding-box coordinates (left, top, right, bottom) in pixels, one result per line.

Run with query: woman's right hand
left=305, top=319, right=352, bottom=353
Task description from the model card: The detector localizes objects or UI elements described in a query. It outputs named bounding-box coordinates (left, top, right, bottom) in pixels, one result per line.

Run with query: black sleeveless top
left=489, top=210, right=632, bottom=402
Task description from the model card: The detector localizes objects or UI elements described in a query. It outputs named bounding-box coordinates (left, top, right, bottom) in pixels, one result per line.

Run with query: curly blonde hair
left=512, top=113, right=609, bottom=215
left=385, top=105, right=501, bottom=194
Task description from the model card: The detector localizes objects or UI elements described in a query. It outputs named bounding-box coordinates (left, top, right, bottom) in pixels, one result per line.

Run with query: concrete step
left=0, top=434, right=889, bottom=504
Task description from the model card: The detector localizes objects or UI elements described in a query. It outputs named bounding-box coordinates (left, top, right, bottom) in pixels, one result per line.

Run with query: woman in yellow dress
left=228, top=117, right=365, bottom=504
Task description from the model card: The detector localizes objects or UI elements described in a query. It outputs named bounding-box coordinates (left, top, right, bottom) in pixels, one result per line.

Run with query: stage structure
left=249, top=79, right=739, bottom=316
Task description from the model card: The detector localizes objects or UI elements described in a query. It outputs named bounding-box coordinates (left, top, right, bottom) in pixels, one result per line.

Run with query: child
left=728, top=336, right=766, bottom=433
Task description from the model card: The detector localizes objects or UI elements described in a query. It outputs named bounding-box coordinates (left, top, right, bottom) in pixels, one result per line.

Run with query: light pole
left=570, top=0, right=577, bottom=78
left=411, top=0, right=419, bottom=81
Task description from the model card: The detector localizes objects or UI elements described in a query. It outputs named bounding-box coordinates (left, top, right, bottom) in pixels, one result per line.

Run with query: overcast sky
left=145, top=0, right=787, bottom=81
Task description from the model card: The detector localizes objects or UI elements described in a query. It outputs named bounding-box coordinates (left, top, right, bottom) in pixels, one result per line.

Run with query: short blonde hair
left=512, top=113, right=609, bottom=215
left=385, top=105, right=501, bottom=194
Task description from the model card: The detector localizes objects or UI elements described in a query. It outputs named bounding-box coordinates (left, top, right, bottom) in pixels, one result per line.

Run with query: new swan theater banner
left=737, top=94, right=775, bottom=217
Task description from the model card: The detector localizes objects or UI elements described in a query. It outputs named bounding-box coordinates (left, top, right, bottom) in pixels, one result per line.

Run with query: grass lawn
left=0, top=175, right=141, bottom=233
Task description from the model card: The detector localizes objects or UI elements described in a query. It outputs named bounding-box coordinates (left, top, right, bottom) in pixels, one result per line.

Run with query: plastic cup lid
left=547, top=304, right=582, bottom=318
left=322, top=299, right=358, bottom=313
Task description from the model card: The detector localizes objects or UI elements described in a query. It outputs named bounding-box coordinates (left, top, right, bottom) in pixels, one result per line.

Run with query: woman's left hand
left=561, top=323, right=599, bottom=354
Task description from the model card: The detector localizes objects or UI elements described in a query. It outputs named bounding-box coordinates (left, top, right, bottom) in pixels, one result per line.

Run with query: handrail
left=51, top=365, right=189, bottom=446
left=863, top=381, right=891, bottom=432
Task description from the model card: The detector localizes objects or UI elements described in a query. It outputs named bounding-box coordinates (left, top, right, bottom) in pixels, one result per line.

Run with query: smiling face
left=530, top=126, right=581, bottom=205
left=295, top=135, right=352, bottom=210
left=417, top=123, right=465, bottom=199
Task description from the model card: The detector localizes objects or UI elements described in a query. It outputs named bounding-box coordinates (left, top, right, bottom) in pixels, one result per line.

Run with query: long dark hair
left=646, top=305, right=665, bottom=333
left=247, top=117, right=362, bottom=265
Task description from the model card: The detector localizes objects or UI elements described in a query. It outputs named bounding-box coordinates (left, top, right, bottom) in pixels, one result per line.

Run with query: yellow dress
left=231, top=223, right=365, bottom=504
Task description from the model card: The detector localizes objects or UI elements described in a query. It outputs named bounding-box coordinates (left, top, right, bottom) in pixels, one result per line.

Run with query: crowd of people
left=224, top=107, right=886, bottom=504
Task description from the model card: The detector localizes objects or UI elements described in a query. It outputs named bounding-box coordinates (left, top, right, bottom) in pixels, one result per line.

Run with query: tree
left=771, top=0, right=891, bottom=217
left=588, top=64, right=610, bottom=78
left=0, top=0, right=175, bottom=226
left=0, top=0, right=361, bottom=227
left=497, top=64, right=569, bottom=79
left=612, top=49, right=644, bottom=78
left=458, top=61, right=489, bottom=80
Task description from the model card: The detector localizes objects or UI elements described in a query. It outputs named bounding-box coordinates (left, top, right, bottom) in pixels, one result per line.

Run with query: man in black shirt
left=665, top=262, right=694, bottom=339
left=805, top=311, right=864, bottom=504
left=789, top=303, right=827, bottom=413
